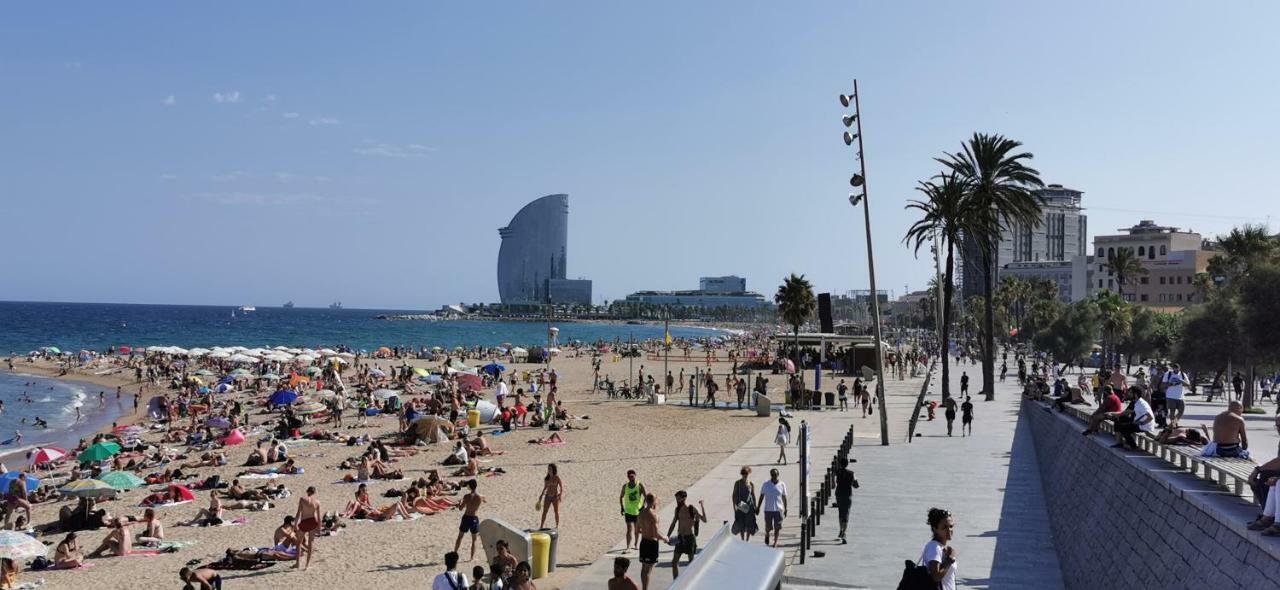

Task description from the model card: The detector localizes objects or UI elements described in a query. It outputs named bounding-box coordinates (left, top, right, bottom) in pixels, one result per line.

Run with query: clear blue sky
left=2, top=2, right=1277, bottom=309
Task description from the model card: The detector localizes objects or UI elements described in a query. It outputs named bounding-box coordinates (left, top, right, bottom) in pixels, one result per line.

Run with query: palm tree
left=775, top=273, right=817, bottom=383
left=1104, top=247, right=1148, bottom=302
left=1095, top=290, right=1132, bottom=369
left=1210, top=224, right=1277, bottom=287
left=904, top=171, right=973, bottom=399
left=941, top=133, right=1045, bottom=401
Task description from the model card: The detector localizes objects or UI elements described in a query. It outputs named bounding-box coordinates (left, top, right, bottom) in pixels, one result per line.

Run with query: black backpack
left=897, top=559, right=938, bottom=590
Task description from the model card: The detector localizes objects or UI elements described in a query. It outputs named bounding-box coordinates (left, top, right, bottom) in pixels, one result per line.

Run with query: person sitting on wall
left=1082, top=386, right=1124, bottom=436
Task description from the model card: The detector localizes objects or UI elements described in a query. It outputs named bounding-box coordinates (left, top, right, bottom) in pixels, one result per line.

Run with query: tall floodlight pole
left=841, top=79, right=890, bottom=446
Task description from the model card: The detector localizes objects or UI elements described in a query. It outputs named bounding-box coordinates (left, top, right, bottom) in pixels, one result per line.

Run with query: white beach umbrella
left=372, top=389, right=400, bottom=400
left=319, top=348, right=339, bottom=356
left=229, top=353, right=257, bottom=363
left=295, top=354, right=317, bottom=363
left=208, top=351, right=231, bottom=359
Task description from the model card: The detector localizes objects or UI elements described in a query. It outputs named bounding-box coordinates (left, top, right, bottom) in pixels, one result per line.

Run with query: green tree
left=1033, top=299, right=1099, bottom=366
left=1095, top=290, right=1132, bottom=368
left=903, top=171, right=974, bottom=399
left=1104, top=247, right=1148, bottom=302
left=1209, top=224, right=1277, bottom=288
left=941, top=133, right=1045, bottom=401
left=775, top=273, right=817, bottom=376
left=1175, top=296, right=1245, bottom=397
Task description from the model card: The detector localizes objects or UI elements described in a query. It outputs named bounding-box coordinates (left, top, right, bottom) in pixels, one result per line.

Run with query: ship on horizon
left=283, top=301, right=295, bottom=309
left=329, top=301, right=343, bottom=310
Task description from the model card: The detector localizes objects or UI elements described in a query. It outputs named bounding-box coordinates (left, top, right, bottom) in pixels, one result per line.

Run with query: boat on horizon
left=329, top=301, right=343, bottom=310
left=283, top=301, right=295, bottom=309
left=238, top=306, right=256, bottom=313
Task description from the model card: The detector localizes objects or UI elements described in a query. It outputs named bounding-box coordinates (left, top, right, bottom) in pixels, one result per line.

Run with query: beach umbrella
left=197, top=386, right=211, bottom=394
left=294, top=402, right=327, bottom=416
left=194, top=369, right=216, bottom=377
left=315, top=389, right=337, bottom=399
left=58, top=479, right=117, bottom=499
left=368, top=368, right=387, bottom=378
left=420, top=374, right=443, bottom=384
left=376, top=346, right=392, bottom=357
left=168, top=483, right=196, bottom=502
left=372, top=388, right=400, bottom=400
left=229, top=353, right=257, bottom=363
left=295, top=354, right=317, bottom=363
left=222, top=429, right=246, bottom=446
left=456, top=374, right=483, bottom=392
left=208, top=350, right=231, bottom=359
left=44, top=346, right=61, bottom=354
left=268, top=390, right=299, bottom=405
left=304, top=367, right=323, bottom=376
left=318, top=348, right=339, bottom=356
left=0, top=531, right=48, bottom=561
left=430, top=346, right=443, bottom=352
left=100, top=471, right=145, bottom=490
left=30, top=447, right=68, bottom=465
left=206, top=416, right=232, bottom=429
left=78, top=442, right=123, bottom=462
left=412, top=367, right=429, bottom=377
left=118, top=345, right=133, bottom=355
left=260, top=373, right=282, bottom=381
left=230, top=368, right=253, bottom=377
left=482, top=363, right=505, bottom=376
left=215, top=383, right=232, bottom=393
left=0, top=472, right=39, bottom=493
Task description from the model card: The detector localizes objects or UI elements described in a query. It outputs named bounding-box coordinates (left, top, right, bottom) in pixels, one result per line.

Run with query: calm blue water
left=0, top=301, right=721, bottom=354
left=0, top=371, right=128, bottom=464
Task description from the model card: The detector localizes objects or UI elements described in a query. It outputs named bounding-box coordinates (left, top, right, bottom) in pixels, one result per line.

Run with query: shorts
left=623, top=512, right=638, bottom=523
left=836, top=497, right=851, bottom=525
left=1167, top=398, right=1185, bottom=414
left=962, top=414, right=972, bottom=424
left=639, top=538, right=660, bottom=564
left=764, top=510, right=782, bottom=531
left=673, top=534, right=698, bottom=559
left=459, top=514, right=479, bottom=534
left=298, top=517, right=319, bottom=533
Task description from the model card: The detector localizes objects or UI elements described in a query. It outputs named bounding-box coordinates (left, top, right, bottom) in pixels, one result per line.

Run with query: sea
left=0, top=301, right=726, bottom=464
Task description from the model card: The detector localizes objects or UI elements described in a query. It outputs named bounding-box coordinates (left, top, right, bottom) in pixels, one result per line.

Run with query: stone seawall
left=1021, top=399, right=1280, bottom=590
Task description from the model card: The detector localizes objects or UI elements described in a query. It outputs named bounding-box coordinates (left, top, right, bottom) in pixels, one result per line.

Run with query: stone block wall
left=1021, top=400, right=1280, bottom=590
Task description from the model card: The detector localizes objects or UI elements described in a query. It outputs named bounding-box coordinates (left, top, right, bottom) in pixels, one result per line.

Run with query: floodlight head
left=850, top=174, right=865, bottom=187
left=849, top=193, right=863, bottom=206
left=839, top=94, right=852, bottom=108
left=842, top=114, right=857, bottom=128
left=843, top=131, right=858, bottom=146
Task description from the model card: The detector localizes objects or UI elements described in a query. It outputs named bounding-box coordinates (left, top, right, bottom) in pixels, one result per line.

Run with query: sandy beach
left=4, top=349, right=775, bottom=589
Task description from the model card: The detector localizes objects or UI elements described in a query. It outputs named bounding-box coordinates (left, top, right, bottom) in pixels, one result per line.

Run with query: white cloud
left=212, top=91, right=242, bottom=103
left=193, top=191, right=373, bottom=207
left=162, top=95, right=176, bottom=106
left=63, top=60, right=82, bottom=70
left=211, top=170, right=250, bottom=182
left=282, top=112, right=299, bottom=119
left=265, top=94, right=277, bottom=102
left=308, top=117, right=340, bottom=126
left=353, top=141, right=435, bottom=158
left=158, top=173, right=178, bottom=181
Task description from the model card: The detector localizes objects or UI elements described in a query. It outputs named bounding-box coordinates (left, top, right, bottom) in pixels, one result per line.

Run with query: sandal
left=1248, top=516, right=1274, bottom=531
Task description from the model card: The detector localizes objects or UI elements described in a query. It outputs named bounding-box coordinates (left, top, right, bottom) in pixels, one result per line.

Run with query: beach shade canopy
left=30, top=447, right=68, bottom=465
left=511, top=347, right=528, bottom=356
left=481, top=363, right=506, bottom=376
left=100, top=471, right=146, bottom=490
left=268, top=390, right=299, bottom=405
left=456, top=373, right=483, bottom=392
left=206, top=416, right=232, bottom=429
left=474, top=399, right=499, bottom=423
left=0, top=472, right=38, bottom=493
left=78, top=441, right=123, bottom=462
left=168, top=483, right=196, bottom=502
left=0, top=531, right=48, bottom=561
left=294, top=402, right=327, bottom=416
left=59, top=479, right=118, bottom=499
left=407, top=415, right=451, bottom=443
left=372, top=388, right=400, bottom=400
left=222, top=429, right=247, bottom=446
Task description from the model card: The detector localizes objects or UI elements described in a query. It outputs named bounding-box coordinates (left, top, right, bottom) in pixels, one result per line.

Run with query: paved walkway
left=782, top=365, right=1064, bottom=590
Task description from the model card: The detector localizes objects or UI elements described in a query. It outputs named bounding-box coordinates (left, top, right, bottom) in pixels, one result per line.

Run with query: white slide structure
left=667, top=524, right=784, bottom=590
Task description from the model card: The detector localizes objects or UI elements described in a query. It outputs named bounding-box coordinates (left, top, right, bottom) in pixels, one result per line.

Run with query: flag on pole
left=664, top=328, right=672, bottom=345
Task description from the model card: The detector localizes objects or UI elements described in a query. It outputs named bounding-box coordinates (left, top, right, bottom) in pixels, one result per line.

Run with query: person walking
left=538, top=463, right=563, bottom=528
left=837, top=380, right=849, bottom=412
left=834, top=457, right=858, bottom=544
left=432, top=551, right=470, bottom=590
left=635, top=493, right=667, bottom=590
left=757, top=468, right=788, bottom=547
left=960, top=372, right=969, bottom=396
left=619, top=470, right=646, bottom=552
left=1163, top=363, right=1188, bottom=427
left=943, top=395, right=958, bottom=437
left=921, top=508, right=958, bottom=590
left=731, top=467, right=758, bottom=541
left=293, top=486, right=320, bottom=571
left=453, top=479, right=485, bottom=562
left=665, top=490, right=706, bottom=579
left=960, top=396, right=974, bottom=437
left=774, top=417, right=791, bottom=464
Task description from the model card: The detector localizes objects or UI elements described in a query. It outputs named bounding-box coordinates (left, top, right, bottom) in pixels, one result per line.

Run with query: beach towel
left=206, top=560, right=275, bottom=571
left=52, top=561, right=96, bottom=570
left=144, top=499, right=193, bottom=508
left=238, top=473, right=282, bottom=480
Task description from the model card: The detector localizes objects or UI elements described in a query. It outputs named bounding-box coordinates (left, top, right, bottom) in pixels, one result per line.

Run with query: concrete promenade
left=565, top=362, right=1064, bottom=589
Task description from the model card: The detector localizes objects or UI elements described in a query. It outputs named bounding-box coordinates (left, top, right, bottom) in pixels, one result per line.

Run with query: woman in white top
left=921, top=507, right=957, bottom=590
left=774, top=417, right=791, bottom=465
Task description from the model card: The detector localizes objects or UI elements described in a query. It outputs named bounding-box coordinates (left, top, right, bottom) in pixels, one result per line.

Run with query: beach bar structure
left=768, top=332, right=886, bottom=377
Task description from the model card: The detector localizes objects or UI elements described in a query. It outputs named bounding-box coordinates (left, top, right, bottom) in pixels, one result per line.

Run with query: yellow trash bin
left=530, top=531, right=550, bottom=579
left=467, top=409, right=481, bottom=429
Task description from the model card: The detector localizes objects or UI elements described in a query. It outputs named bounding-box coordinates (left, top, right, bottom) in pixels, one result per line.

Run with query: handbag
left=896, top=558, right=938, bottom=590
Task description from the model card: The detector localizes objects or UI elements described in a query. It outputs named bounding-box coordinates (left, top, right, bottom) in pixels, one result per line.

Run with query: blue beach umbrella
left=482, top=363, right=506, bottom=376
left=0, top=472, right=38, bottom=493
left=268, top=390, right=299, bottom=405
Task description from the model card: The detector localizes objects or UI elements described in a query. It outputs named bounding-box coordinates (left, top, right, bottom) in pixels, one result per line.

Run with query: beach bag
left=897, top=559, right=938, bottom=590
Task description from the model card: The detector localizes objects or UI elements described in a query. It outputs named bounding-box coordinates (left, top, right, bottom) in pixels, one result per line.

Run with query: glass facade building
left=497, top=194, right=583, bottom=304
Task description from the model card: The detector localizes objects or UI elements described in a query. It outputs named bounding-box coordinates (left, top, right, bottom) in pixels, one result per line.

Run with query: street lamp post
left=841, top=79, right=890, bottom=446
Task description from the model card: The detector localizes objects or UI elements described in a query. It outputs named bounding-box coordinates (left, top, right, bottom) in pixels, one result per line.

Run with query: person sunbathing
left=452, top=456, right=480, bottom=477
left=470, top=433, right=504, bottom=457
left=86, top=517, right=133, bottom=558
left=183, top=493, right=225, bottom=526
left=182, top=452, right=227, bottom=469
left=53, top=532, right=84, bottom=568
left=1156, top=425, right=1209, bottom=445
left=527, top=433, right=565, bottom=445
left=224, top=480, right=270, bottom=502
left=404, top=486, right=454, bottom=514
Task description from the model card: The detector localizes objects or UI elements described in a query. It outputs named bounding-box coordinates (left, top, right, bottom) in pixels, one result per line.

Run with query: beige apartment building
left=1092, top=220, right=1211, bottom=309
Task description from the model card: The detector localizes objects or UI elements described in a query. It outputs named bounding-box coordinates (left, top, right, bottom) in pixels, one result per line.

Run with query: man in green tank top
left=619, top=469, right=647, bottom=552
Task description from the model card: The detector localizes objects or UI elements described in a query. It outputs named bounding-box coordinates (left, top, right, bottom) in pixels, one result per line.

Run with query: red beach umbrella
left=168, top=484, right=196, bottom=502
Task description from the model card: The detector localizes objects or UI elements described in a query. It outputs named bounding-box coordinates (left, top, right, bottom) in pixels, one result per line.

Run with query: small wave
left=38, top=397, right=52, bottom=403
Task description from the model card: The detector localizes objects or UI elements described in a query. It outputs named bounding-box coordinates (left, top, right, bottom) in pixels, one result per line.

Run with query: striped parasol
left=59, top=479, right=118, bottom=498
left=0, top=531, right=47, bottom=560
left=30, top=447, right=68, bottom=465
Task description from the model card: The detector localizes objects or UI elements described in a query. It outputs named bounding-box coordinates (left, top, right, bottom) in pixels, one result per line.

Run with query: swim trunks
left=298, top=517, right=319, bottom=533
left=459, top=514, right=480, bottom=534
left=639, top=538, right=659, bottom=564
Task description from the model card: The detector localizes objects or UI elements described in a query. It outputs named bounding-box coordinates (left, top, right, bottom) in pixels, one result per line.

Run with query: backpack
left=897, top=559, right=937, bottom=590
